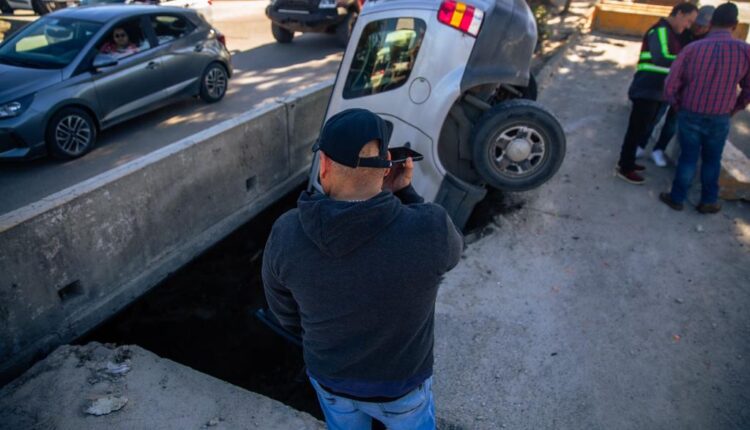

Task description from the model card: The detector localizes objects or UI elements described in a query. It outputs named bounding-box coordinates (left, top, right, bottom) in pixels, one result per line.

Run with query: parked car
left=266, top=0, right=364, bottom=47
left=0, top=5, right=230, bottom=160
left=78, top=0, right=214, bottom=24
left=308, top=0, right=566, bottom=228
left=1, top=0, right=70, bottom=16
left=0, top=0, right=212, bottom=22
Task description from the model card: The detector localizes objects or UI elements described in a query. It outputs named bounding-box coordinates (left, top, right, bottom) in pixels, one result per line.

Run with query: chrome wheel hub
left=56, top=115, right=92, bottom=155
left=205, top=67, right=227, bottom=99
left=490, top=125, right=546, bottom=177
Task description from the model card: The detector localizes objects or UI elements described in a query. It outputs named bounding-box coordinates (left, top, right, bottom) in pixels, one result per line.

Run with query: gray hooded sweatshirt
left=262, top=186, right=463, bottom=399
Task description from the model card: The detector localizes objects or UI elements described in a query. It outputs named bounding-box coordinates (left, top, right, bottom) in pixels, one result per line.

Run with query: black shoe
left=696, top=203, right=721, bottom=214
left=659, top=192, right=683, bottom=211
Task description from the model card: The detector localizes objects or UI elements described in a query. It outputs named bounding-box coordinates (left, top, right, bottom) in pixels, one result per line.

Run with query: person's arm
left=664, top=49, right=687, bottom=110
left=733, top=58, right=750, bottom=115
left=394, top=184, right=424, bottom=204
left=383, top=156, right=424, bottom=204
left=261, top=229, right=302, bottom=335
left=648, top=25, right=678, bottom=68
left=440, top=211, right=464, bottom=273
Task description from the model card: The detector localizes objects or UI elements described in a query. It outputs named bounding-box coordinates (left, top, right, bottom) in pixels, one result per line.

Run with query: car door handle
left=194, top=43, right=204, bottom=52
left=147, top=61, right=160, bottom=70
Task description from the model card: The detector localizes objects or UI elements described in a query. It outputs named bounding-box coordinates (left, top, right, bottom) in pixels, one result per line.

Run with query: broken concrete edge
left=0, top=80, right=332, bottom=386
left=0, top=343, right=325, bottom=429
left=718, top=141, right=750, bottom=201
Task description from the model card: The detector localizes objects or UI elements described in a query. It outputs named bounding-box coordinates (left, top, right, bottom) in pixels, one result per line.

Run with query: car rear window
left=343, top=17, right=426, bottom=99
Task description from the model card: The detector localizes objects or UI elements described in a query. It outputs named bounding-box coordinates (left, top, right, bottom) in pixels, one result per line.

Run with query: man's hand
left=382, top=156, right=414, bottom=193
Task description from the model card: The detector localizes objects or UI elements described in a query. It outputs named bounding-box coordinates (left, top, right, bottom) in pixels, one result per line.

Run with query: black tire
left=199, top=62, right=228, bottom=103
left=471, top=99, right=565, bottom=192
left=335, top=11, right=357, bottom=48
left=46, top=107, right=97, bottom=160
left=271, top=23, right=294, bottom=43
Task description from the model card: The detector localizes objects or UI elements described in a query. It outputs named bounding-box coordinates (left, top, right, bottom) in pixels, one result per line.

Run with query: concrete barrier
left=0, top=80, right=334, bottom=385
left=591, top=0, right=750, bottom=40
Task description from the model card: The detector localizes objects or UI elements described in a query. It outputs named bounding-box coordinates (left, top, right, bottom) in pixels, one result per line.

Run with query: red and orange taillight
left=438, top=0, right=484, bottom=37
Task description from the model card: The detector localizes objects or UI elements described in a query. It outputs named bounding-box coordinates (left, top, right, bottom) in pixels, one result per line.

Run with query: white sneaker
left=651, top=149, right=667, bottom=167
left=635, top=146, right=645, bottom=159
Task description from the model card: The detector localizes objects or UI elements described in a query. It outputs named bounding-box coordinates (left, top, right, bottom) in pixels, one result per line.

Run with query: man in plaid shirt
left=660, top=2, right=750, bottom=214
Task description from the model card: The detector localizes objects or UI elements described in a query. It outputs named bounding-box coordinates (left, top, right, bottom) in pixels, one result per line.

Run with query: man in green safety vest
left=615, top=2, right=698, bottom=184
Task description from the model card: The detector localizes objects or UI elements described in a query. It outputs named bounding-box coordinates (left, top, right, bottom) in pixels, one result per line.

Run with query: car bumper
left=266, top=6, right=347, bottom=32
left=0, top=110, right=47, bottom=160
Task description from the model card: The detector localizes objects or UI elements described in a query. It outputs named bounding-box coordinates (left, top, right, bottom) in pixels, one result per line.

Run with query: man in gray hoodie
left=262, top=108, right=463, bottom=430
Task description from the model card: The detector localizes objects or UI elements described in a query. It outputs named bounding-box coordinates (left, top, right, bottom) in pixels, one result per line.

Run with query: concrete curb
left=0, top=80, right=333, bottom=385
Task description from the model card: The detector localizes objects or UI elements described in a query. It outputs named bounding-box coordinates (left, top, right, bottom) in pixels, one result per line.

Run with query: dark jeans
left=618, top=98, right=665, bottom=171
left=669, top=111, right=730, bottom=204
left=640, top=104, right=678, bottom=152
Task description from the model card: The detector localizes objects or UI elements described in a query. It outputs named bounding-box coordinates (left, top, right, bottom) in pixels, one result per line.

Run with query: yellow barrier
left=591, top=0, right=749, bottom=40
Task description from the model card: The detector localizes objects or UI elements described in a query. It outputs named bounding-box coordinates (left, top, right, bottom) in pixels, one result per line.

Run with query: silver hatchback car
left=0, top=5, right=231, bottom=160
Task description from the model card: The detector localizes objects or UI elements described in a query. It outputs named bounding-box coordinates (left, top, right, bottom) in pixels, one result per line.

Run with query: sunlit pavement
left=433, top=34, right=750, bottom=429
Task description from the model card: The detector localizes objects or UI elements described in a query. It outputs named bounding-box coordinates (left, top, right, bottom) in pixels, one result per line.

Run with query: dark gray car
left=0, top=5, right=231, bottom=160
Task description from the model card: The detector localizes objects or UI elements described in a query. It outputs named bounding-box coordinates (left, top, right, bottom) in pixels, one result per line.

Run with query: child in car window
left=100, top=27, right=138, bottom=58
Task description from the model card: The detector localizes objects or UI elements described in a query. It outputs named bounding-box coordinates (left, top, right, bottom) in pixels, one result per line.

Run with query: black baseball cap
left=312, top=108, right=392, bottom=168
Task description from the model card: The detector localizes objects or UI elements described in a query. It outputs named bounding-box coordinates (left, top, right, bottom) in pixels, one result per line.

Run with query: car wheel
left=200, top=62, right=228, bottom=103
left=271, top=23, right=294, bottom=43
left=471, top=99, right=565, bottom=192
left=46, top=107, right=97, bottom=160
left=335, top=11, right=357, bottom=48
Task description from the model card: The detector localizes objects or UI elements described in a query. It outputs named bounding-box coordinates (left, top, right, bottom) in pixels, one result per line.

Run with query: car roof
left=52, top=5, right=192, bottom=23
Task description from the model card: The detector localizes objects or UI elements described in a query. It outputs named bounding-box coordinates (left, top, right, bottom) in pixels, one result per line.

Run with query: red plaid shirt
left=665, top=29, right=750, bottom=115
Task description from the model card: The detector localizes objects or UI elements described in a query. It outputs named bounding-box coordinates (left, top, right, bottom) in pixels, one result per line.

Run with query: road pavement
left=433, top=33, right=750, bottom=429
left=0, top=1, right=343, bottom=215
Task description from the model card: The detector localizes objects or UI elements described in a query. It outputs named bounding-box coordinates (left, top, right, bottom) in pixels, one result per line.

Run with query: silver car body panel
left=324, top=4, right=476, bottom=201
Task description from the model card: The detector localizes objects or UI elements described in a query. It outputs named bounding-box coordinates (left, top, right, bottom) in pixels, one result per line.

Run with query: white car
left=309, top=0, right=566, bottom=228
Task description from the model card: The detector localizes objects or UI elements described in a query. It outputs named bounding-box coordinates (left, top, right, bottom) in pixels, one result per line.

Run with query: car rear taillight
left=217, top=32, right=226, bottom=48
left=438, top=0, right=483, bottom=37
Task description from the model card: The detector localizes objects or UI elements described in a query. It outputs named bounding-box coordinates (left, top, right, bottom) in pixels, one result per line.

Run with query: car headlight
left=318, top=0, right=336, bottom=9
left=0, top=95, right=33, bottom=119
left=0, top=102, right=23, bottom=119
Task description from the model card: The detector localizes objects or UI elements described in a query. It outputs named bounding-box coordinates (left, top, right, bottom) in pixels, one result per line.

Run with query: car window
left=95, top=17, right=150, bottom=62
left=0, top=17, right=101, bottom=69
left=150, top=15, right=195, bottom=45
left=343, top=18, right=426, bottom=99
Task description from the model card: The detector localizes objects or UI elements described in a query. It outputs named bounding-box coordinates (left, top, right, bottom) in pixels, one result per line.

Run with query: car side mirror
left=92, top=54, right=118, bottom=70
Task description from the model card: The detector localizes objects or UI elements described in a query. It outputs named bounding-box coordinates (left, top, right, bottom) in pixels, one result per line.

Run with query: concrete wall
left=0, top=81, right=333, bottom=385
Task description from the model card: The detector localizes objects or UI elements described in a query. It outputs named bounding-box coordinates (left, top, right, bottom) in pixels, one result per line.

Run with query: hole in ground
left=78, top=185, right=322, bottom=418
left=76, top=183, right=520, bottom=427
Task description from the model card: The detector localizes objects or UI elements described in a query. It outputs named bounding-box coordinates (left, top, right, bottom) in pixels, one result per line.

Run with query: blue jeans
left=670, top=111, right=730, bottom=204
left=309, top=376, right=436, bottom=430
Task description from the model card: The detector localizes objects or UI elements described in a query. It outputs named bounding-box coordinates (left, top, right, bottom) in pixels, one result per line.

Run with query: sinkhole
left=78, top=184, right=521, bottom=424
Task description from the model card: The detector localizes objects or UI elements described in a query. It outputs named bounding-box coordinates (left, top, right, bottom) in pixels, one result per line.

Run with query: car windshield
left=0, top=17, right=101, bottom=69
left=343, top=18, right=426, bottom=99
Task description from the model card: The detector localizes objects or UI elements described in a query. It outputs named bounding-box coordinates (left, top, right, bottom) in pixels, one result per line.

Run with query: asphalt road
left=0, top=1, right=343, bottom=215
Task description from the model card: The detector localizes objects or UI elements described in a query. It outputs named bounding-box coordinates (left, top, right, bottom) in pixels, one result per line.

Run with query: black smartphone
left=389, top=146, right=424, bottom=163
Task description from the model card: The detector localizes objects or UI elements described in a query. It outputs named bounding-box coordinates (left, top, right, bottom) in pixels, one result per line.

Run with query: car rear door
left=146, top=13, right=206, bottom=98
left=91, top=15, right=170, bottom=126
